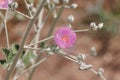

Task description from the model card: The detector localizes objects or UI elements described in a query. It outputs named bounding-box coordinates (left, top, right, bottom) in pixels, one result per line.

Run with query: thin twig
left=4, top=0, right=47, bottom=80
left=24, top=46, right=41, bottom=51
left=15, top=10, right=33, bottom=19
left=90, top=69, right=106, bottom=80
left=0, top=10, right=10, bottom=48
left=57, top=50, right=78, bottom=62
left=74, top=29, right=90, bottom=33
left=24, top=0, right=33, bottom=17
left=31, top=8, right=44, bottom=56
left=4, top=9, right=10, bottom=48
left=27, top=35, right=54, bottom=47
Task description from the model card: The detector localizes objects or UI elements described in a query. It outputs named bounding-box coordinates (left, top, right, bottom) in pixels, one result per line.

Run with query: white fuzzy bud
left=71, top=3, right=78, bottom=8
left=90, top=22, right=104, bottom=30
left=79, top=62, right=92, bottom=70
left=48, top=52, right=54, bottom=55
left=30, top=58, right=35, bottom=64
left=90, top=47, right=97, bottom=56
left=97, top=68, right=104, bottom=76
left=77, top=54, right=86, bottom=61
left=28, top=4, right=36, bottom=14
left=16, top=60, right=24, bottom=69
left=90, top=22, right=96, bottom=27
left=53, top=0, right=60, bottom=4
left=63, top=0, right=69, bottom=3
left=68, top=15, right=75, bottom=23
left=79, top=62, right=87, bottom=70
left=86, top=64, right=93, bottom=69
left=98, top=23, right=104, bottom=29
left=9, top=2, right=18, bottom=10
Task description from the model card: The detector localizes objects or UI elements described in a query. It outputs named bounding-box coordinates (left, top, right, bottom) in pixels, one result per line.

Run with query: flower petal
left=54, top=27, right=76, bottom=48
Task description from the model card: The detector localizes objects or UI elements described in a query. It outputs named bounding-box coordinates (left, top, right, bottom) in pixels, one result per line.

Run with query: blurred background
left=0, top=0, right=120, bottom=80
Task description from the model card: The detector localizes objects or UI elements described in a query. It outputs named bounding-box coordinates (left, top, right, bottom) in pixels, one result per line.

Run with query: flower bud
left=98, top=23, right=103, bottom=29
left=68, top=15, right=75, bottom=23
left=63, top=0, right=69, bottom=3
left=71, top=3, right=78, bottom=8
left=9, top=2, right=18, bottom=10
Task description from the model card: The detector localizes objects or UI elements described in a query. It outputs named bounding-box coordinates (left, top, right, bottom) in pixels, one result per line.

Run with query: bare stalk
left=24, top=0, right=33, bottom=17
left=74, top=29, right=90, bottom=33
left=0, top=10, right=10, bottom=48
left=90, top=69, right=106, bottom=80
left=33, top=8, right=44, bottom=54
left=27, top=35, right=54, bottom=47
left=15, top=10, right=33, bottom=19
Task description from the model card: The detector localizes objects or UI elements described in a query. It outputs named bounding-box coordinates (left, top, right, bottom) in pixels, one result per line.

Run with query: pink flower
left=54, top=27, right=76, bottom=48
left=0, top=0, right=13, bottom=9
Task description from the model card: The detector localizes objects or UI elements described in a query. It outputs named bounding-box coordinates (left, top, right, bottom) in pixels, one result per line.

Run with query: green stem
left=4, top=0, right=47, bottom=80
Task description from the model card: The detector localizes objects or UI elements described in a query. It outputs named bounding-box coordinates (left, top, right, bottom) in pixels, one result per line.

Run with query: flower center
left=0, top=0, right=5, bottom=4
left=62, top=36, right=69, bottom=43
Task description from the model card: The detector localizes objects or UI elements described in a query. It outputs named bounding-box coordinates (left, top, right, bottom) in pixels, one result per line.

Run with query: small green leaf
left=23, top=51, right=35, bottom=66
left=0, top=60, right=6, bottom=65
left=12, top=44, right=25, bottom=55
left=2, top=48, right=10, bottom=57
left=0, top=60, right=8, bottom=69
left=14, top=44, right=20, bottom=51
left=39, top=42, right=45, bottom=49
left=2, top=47, right=16, bottom=64
left=50, top=44, right=58, bottom=51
